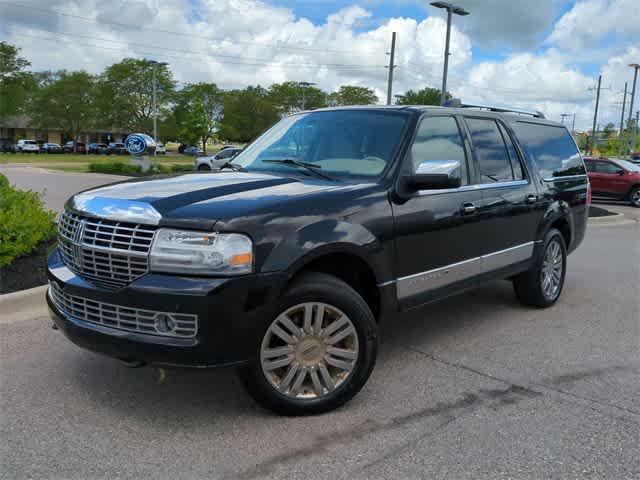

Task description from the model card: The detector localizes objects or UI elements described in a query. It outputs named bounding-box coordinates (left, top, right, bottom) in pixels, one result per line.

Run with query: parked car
left=584, top=156, right=640, bottom=207
left=183, top=145, right=204, bottom=156
left=63, top=141, right=86, bottom=153
left=195, top=147, right=242, bottom=171
left=107, top=142, right=127, bottom=155
left=155, top=143, right=167, bottom=155
left=0, top=138, right=15, bottom=153
left=47, top=104, right=589, bottom=415
left=41, top=143, right=62, bottom=154
left=15, top=139, right=40, bottom=153
left=88, top=143, right=109, bottom=155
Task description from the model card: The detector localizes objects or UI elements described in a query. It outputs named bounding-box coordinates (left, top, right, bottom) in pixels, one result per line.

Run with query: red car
left=584, top=156, right=640, bottom=207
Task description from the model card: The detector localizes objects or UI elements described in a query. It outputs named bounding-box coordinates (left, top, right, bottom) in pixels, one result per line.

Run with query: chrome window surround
left=48, top=282, right=198, bottom=338
left=58, top=211, right=156, bottom=290
left=417, top=179, right=529, bottom=196
left=542, top=174, right=588, bottom=182
left=380, top=241, right=536, bottom=298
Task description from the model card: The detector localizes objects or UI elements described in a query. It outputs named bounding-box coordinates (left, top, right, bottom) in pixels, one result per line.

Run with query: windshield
left=232, top=110, right=409, bottom=178
left=613, top=158, right=640, bottom=172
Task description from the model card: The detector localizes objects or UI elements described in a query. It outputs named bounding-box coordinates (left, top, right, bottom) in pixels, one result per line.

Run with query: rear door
left=463, top=116, right=541, bottom=271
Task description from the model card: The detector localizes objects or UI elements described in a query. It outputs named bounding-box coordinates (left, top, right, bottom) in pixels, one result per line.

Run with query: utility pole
left=619, top=82, right=628, bottom=137
left=386, top=32, right=396, bottom=105
left=571, top=113, right=576, bottom=134
left=627, top=64, right=639, bottom=129
left=590, top=75, right=602, bottom=154
left=633, top=110, right=639, bottom=154
left=299, top=81, right=316, bottom=110
left=431, top=2, right=470, bottom=105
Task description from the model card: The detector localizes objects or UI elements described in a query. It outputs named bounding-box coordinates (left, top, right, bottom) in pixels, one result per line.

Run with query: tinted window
left=466, top=118, right=514, bottom=183
left=497, top=123, right=524, bottom=180
left=596, top=162, right=621, bottom=174
left=585, top=161, right=596, bottom=172
left=234, top=110, right=409, bottom=178
left=410, top=116, right=467, bottom=184
left=512, top=122, right=585, bottom=179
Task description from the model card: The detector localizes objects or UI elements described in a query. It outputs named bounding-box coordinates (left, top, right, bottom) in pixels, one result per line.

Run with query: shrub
left=88, top=162, right=194, bottom=175
left=88, top=162, right=142, bottom=175
left=0, top=174, right=57, bottom=268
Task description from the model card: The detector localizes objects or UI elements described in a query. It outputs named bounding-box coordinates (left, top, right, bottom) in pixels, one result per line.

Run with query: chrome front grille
left=58, top=211, right=156, bottom=290
left=49, top=282, right=198, bottom=338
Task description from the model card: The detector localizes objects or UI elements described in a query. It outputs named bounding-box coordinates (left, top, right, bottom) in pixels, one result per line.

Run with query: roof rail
left=443, top=99, right=546, bottom=119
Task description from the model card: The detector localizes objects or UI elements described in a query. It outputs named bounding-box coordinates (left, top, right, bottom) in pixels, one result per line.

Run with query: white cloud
left=547, top=0, right=640, bottom=50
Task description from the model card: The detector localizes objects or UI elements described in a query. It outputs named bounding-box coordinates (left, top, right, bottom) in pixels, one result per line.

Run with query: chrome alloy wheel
left=631, top=189, right=640, bottom=207
left=540, top=240, right=563, bottom=300
left=260, top=302, right=359, bottom=399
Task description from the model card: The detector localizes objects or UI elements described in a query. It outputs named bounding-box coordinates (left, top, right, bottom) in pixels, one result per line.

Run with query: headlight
left=149, top=229, right=253, bottom=275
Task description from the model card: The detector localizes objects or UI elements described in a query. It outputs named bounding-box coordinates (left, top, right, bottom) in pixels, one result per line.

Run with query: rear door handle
left=525, top=194, right=537, bottom=204
left=461, top=202, right=476, bottom=214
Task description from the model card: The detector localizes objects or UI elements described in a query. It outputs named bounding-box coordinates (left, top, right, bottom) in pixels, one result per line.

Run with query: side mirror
left=406, top=160, right=462, bottom=190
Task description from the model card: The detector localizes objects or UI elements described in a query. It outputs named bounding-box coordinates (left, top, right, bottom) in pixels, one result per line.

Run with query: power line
left=0, top=0, right=383, bottom=57
left=13, top=32, right=384, bottom=71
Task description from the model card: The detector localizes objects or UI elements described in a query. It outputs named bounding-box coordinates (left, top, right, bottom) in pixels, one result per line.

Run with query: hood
left=67, top=171, right=373, bottom=229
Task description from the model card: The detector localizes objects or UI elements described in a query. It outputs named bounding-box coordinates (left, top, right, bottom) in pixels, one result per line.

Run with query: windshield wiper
left=262, top=158, right=334, bottom=180
left=218, top=161, right=245, bottom=172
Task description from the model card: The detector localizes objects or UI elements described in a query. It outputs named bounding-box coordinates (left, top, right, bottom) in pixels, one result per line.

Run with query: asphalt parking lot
left=1, top=218, right=638, bottom=479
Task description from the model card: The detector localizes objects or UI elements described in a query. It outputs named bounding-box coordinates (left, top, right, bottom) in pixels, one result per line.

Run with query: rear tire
left=513, top=228, right=567, bottom=308
left=239, top=272, right=378, bottom=416
left=630, top=187, right=640, bottom=208
left=197, top=164, right=210, bottom=171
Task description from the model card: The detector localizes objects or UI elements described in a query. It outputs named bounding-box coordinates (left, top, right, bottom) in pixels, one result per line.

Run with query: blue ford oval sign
left=124, top=133, right=156, bottom=156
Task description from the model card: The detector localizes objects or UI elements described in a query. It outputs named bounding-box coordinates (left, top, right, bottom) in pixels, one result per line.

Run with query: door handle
left=461, top=202, right=476, bottom=214
left=525, top=194, right=537, bottom=204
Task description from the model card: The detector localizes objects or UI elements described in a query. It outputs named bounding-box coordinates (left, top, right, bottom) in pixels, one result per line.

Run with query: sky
left=0, top=0, right=638, bottom=130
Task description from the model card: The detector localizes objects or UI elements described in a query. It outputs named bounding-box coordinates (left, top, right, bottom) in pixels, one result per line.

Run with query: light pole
left=299, top=81, right=316, bottom=110
left=147, top=60, right=168, bottom=158
left=430, top=2, right=469, bottom=106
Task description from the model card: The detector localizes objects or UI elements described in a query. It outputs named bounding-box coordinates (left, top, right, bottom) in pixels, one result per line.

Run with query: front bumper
left=47, top=250, right=286, bottom=367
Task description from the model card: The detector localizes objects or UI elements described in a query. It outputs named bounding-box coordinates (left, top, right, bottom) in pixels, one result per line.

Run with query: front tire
left=630, top=187, right=640, bottom=208
left=239, top=272, right=378, bottom=416
left=197, top=164, right=211, bottom=171
left=513, top=228, right=567, bottom=307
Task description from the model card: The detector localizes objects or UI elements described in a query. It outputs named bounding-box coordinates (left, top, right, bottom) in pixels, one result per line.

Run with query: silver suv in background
left=195, top=147, right=243, bottom=171
left=15, top=139, right=40, bottom=153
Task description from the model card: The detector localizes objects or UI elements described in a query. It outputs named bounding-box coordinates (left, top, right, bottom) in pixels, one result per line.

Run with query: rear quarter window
left=512, top=122, right=585, bottom=179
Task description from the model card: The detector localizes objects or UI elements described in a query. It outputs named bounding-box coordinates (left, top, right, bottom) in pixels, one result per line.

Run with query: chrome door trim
left=417, top=179, right=528, bottom=196
left=542, top=174, right=588, bottom=182
left=383, top=241, right=536, bottom=299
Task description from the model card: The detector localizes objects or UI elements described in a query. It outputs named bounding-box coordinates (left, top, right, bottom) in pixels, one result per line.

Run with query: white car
left=155, top=143, right=167, bottom=155
left=195, top=147, right=242, bottom=171
left=16, top=139, right=40, bottom=153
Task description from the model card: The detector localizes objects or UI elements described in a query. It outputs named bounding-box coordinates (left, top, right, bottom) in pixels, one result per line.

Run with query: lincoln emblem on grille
left=71, top=219, right=87, bottom=270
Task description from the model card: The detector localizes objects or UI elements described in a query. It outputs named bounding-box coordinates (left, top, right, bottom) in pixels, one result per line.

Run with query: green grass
left=0, top=152, right=197, bottom=173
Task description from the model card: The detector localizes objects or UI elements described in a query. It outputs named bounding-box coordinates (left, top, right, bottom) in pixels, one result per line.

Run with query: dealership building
left=0, top=115, right=128, bottom=145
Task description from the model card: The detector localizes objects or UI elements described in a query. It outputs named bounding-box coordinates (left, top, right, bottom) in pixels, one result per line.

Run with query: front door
left=391, top=115, right=487, bottom=309
left=593, top=160, right=629, bottom=197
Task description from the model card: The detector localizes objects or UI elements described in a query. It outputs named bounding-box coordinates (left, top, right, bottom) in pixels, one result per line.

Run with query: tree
left=328, top=85, right=378, bottom=106
left=30, top=71, right=96, bottom=147
left=95, top=58, right=175, bottom=133
left=219, top=87, right=280, bottom=142
left=0, top=42, right=34, bottom=122
left=174, top=83, right=223, bottom=153
left=268, top=81, right=326, bottom=114
left=395, top=87, right=450, bottom=106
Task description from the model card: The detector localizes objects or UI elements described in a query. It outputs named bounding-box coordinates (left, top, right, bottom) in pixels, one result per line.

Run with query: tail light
left=586, top=181, right=592, bottom=205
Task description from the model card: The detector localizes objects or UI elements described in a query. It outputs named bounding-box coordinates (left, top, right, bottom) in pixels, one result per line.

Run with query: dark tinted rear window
left=512, top=122, right=585, bottom=179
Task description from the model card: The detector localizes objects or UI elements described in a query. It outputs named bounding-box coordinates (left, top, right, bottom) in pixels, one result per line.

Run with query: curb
left=0, top=284, right=48, bottom=323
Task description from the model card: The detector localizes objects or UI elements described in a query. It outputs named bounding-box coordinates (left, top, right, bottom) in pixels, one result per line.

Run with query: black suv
left=47, top=105, right=589, bottom=415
